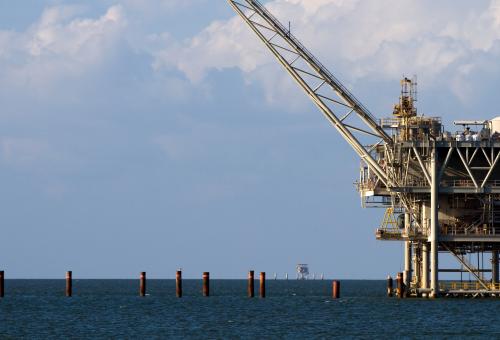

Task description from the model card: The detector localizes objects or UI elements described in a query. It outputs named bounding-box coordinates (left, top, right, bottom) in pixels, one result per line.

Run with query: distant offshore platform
left=295, top=264, right=324, bottom=280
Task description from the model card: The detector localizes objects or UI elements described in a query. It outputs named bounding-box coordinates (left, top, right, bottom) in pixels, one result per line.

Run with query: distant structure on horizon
left=296, top=264, right=309, bottom=280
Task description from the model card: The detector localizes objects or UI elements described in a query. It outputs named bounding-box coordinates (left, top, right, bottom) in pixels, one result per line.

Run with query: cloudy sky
left=1, top=0, right=499, bottom=279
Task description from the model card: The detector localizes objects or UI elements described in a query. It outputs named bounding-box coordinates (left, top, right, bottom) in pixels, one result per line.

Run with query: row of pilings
left=0, top=271, right=341, bottom=299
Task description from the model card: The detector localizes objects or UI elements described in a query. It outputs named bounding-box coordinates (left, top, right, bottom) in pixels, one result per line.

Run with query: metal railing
left=375, top=228, right=402, bottom=240
left=442, top=180, right=486, bottom=187
left=376, top=225, right=500, bottom=237
left=357, top=178, right=500, bottom=189
left=440, top=221, right=500, bottom=236
left=355, top=180, right=378, bottom=191
left=439, top=281, right=500, bottom=291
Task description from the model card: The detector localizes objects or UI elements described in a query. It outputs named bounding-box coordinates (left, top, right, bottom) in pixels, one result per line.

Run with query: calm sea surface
left=1, top=279, right=499, bottom=338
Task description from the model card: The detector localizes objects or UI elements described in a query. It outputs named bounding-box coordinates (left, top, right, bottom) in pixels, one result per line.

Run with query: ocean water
left=1, top=279, right=499, bottom=338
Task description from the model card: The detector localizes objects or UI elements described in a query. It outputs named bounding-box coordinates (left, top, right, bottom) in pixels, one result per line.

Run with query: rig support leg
left=492, top=251, right=499, bottom=286
left=422, top=242, right=429, bottom=292
left=430, top=147, right=439, bottom=298
left=403, top=213, right=411, bottom=291
left=404, top=241, right=412, bottom=291
left=413, top=243, right=422, bottom=296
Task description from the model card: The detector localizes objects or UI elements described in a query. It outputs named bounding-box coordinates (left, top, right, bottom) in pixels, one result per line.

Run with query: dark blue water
left=0, top=280, right=498, bottom=338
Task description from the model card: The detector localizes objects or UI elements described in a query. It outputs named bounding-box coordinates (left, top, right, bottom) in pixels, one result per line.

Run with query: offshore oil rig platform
left=228, top=0, right=500, bottom=297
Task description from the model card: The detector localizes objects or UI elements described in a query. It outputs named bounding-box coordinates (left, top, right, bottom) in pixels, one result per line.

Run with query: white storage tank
left=490, top=116, right=500, bottom=134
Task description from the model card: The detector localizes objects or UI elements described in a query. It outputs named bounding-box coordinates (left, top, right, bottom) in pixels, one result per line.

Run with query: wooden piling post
left=202, top=272, right=209, bottom=297
left=176, top=270, right=182, bottom=298
left=387, top=275, right=393, bottom=297
left=0, top=271, right=4, bottom=298
left=248, top=270, right=255, bottom=298
left=260, top=272, right=266, bottom=298
left=66, top=271, right=72, bottom=297
left=396, top=272, right=404, bottom=298
left=332, top=280, right=340, bottom=299
left=140, top=272, right=146, bottom=297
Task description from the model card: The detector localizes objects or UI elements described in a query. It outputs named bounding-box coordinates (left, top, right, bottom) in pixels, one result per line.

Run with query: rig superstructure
left=228, top=0, right=500, bottom=297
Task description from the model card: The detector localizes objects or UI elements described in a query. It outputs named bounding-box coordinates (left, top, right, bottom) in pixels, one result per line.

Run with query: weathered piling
left=176, top=270, right=182, bottom=298
left=387, top=275, right=393, bottom=297
left=140, top=272, right=146, bottom=297
left=332, top=280, right=340, bottom=299
left=260, top=272, right=266, bottom=298
left=203, top=272, right=210, bottom=297
left=66, top=271, right=72, bottom=297
left=0, top=271, right=4, bottom=298
left=396, top=272, right=404, bottom=298
left=248, top=270, right=255, bottom=298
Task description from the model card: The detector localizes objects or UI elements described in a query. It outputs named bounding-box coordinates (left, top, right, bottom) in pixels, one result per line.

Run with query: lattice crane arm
left=228, top=0, right=393, bottom=187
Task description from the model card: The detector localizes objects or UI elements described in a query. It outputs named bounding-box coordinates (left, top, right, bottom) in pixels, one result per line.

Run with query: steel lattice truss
left=227, top=0, right=393, bottom=187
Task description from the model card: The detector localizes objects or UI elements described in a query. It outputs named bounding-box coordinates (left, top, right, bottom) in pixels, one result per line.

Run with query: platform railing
left=357, top=178, right=500, bottom=190
left=359, top=179, right=500, bottom=188
left=440, top=223, right=500, bottom=236
left=375, top=228, right=402, bottom=240
left=439, top=281, right=500, bottom=291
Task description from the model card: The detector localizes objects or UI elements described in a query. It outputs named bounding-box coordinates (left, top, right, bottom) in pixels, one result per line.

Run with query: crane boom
left=227, top=0, right=393, bottom=187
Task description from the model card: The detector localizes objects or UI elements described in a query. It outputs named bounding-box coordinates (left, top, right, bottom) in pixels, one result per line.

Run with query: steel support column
left=404, top=242, right=412, bottom=291
left=413, top=243, right=421, bottom=291
left=493, top=251, right=499, bottom=285
left=430, top=148, right=439, bottom=298
left=404, top=212, right=412, bottom=289
left=422, top=242, right=429, bottom=291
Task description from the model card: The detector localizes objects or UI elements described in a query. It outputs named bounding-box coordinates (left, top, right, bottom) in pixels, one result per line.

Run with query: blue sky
left=1, top=0, right=500, bottom=279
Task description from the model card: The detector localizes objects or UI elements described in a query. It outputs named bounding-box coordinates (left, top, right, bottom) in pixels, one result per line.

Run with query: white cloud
left=121, top=0, right=204, bottom=13
left=153, top=0, right=500, bottom=112
left=152, top=16, right=269, bottom=83
left=0, top=5, right=126, bottom=92
left=28, top=5, right=124, bottom=58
